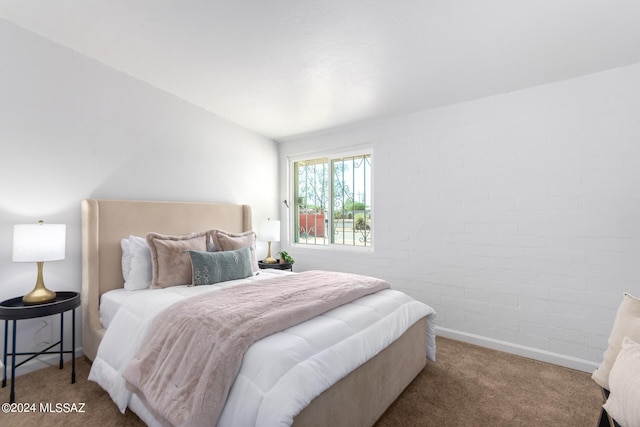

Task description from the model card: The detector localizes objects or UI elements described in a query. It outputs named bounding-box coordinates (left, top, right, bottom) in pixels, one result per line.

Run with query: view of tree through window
left=293, top=153, right=372, bottom=247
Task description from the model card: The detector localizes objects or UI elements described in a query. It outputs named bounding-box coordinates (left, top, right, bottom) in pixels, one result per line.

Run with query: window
left=293, top=152, right=372, bottom=247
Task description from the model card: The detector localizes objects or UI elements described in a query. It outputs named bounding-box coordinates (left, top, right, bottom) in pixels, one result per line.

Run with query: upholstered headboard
left=81, top=199, right=252, bottom=360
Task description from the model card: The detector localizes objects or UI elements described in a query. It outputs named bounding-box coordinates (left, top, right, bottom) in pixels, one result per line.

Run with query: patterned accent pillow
left=189, top=247, right=253, bottom=285
left=209, top=229, right=258, bottom=272
left=146, top=231, right=208, bottom=288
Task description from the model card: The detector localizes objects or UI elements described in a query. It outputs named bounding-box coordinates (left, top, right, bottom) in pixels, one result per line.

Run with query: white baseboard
left=436, top=327, right=599, bottom=373
left=3, top=346, right=84, bottom=379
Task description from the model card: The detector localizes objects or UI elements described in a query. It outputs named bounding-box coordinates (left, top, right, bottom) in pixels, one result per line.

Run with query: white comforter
left=89, top=270, right=436, bottom=427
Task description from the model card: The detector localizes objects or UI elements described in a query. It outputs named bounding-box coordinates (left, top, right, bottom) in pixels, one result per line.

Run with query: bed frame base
left=293, top=318, right=427, bottom=427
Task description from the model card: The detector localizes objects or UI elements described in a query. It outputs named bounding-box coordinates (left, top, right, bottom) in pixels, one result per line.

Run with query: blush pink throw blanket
left=122, top=270, right=390, bottom=427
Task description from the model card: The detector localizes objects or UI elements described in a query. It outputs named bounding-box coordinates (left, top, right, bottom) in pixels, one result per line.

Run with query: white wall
left=0, top=20, right=279, bottom=372
left=279, top=62, right=640, bottom=371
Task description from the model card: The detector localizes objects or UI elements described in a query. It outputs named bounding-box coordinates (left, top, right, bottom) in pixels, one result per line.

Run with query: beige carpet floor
left=1, top=336, right=603, bottom=426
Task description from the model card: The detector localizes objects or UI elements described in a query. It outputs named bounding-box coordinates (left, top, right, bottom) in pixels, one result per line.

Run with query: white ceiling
left=1, top=1, right=640, bottom=141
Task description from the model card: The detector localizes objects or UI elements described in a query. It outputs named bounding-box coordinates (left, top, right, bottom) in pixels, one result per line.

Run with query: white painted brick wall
left=280, top=62, right=640, bottom=371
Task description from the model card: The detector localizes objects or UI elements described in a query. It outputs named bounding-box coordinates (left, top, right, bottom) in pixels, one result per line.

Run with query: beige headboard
left=81, top=199, right=252, bottom=360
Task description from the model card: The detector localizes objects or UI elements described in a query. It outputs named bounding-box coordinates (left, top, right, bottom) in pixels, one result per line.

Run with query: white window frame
left=288, top=147, right=374, bottom=251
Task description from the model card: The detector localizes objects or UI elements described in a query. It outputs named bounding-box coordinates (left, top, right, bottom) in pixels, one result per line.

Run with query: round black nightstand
left=258, top=260, right=293, bottom=272
left=0, top=291, right=80, bottom=403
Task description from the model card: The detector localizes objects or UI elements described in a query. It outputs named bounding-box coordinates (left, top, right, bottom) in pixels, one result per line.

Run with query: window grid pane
left=294, top=158, right=329, bottom=245
left=332, top=154, right=371, bottom=247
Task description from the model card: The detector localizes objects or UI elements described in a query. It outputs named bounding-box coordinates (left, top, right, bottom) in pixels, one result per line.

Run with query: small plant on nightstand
left=278, top=251, right=295, bottom=264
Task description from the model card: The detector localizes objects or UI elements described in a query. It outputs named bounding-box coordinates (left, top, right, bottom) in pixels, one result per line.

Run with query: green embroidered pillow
left=188, top=247, right=253, bottom=285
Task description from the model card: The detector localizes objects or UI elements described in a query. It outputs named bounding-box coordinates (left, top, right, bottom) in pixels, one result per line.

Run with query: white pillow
left=603, top=337, right=640, bottom=426
left=125, top=235, right=152, bottom=291
left=121, top=238, right=131, bottom=282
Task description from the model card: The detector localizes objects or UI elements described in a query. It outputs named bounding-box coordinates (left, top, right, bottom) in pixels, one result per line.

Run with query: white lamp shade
left=259, top=219, right=280, bottom=242
left=13, top=223, right=66, bottom=262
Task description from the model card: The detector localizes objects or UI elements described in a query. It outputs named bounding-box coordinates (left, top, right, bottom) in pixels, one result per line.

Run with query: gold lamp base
left=22, top=261, right=57, bottom=305
left=263, top=241, right=277, bottom=264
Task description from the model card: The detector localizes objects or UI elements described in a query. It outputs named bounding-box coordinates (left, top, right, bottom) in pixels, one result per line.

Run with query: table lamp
left=13, top=221, right=66, bottom=305
left=259, top=218, right=280, bottom=264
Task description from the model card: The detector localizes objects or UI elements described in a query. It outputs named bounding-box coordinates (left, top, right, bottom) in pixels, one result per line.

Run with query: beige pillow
left=146, top=231, right=208, bottom=288
left=210, top=229, right=258, bottom=272
left=603, top=337, right=640, bottom=426
left=593, top=293, right=640, bottom=389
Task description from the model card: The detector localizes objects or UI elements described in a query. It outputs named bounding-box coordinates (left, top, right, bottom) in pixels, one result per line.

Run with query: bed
left=81, top=199, right=436, bottom=427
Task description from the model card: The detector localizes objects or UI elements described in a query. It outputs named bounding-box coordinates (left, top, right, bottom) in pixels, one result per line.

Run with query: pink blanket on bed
left=122, top=270, right=390, bottom=427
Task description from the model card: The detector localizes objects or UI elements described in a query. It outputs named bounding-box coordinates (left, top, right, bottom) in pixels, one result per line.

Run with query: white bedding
left=99, top=288, right=131, bottom=328
left=89, top=270, right=436, bottom=427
